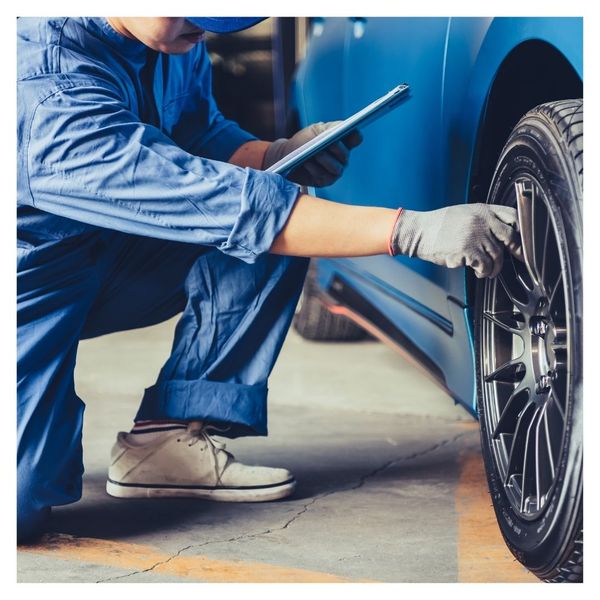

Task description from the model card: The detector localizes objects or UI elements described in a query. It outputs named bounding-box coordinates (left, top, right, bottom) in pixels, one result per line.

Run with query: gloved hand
left=263, top=121, right=363, bottom=187
left=389, top=203, right=523, bottom=278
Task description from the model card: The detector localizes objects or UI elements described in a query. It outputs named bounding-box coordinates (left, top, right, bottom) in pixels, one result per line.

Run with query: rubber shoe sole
left=106, top=477, right=296, bottom=502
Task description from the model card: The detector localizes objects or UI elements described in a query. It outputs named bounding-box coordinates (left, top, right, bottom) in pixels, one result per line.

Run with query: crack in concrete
left=96, top=430, right=475, bottom=583
left=96, top=498, right=326, bottom=582
left=348, top=430, right=473, bottom=493
left=96, top=542, right=195, bottom=583
left=95, top=525, right=276, bottom=583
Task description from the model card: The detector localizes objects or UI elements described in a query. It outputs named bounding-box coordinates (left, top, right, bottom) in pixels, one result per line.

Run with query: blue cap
left=186, top=17, right=266, bottom=33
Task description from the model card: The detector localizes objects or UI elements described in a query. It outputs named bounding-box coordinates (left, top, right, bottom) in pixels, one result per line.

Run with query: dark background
left=206, top=18, right=307, bottom=141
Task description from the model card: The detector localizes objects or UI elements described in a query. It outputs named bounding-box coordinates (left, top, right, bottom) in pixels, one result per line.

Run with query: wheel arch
left=464, top=39, right=582, bottom=310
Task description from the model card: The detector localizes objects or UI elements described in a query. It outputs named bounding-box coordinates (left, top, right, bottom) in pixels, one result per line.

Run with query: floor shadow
left=35, top=446, right=465, bottom=541
left=47, top=495, right=223, bottom=539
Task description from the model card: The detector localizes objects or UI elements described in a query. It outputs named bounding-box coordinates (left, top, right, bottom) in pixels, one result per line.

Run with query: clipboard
left=266, top=83, right=411, bottom=177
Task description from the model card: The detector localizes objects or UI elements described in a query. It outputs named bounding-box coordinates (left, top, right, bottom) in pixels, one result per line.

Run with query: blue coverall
left=17, top=17, right=307, bottom=540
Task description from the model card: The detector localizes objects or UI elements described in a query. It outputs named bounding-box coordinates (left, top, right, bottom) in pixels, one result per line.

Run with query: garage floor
left=17, top=317, right=539, bottom=583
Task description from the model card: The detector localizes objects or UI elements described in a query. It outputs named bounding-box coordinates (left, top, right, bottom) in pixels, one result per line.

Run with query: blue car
left=291, top=17, right=582, bottom=582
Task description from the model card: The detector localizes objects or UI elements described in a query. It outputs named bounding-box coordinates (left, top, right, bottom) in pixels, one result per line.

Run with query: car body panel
left=292, top=17, right=582, bottom=414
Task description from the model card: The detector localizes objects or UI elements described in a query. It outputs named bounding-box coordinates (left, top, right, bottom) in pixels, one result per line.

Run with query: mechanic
left=17, top=17, right=523, bottom=542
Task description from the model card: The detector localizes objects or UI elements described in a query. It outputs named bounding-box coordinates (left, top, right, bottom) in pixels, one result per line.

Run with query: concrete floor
left=17, top=316, right=539, bottom=583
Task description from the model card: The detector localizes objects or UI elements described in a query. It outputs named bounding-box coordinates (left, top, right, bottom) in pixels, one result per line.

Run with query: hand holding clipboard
left=266, top=84, right=411, bottom=179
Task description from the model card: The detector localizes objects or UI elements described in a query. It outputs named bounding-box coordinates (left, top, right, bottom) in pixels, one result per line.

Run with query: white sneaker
left=106, top=421, right=296, bottom=502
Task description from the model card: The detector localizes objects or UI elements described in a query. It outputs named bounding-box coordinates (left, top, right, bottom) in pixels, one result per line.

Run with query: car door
left=324, top=17, right=456, bottom=333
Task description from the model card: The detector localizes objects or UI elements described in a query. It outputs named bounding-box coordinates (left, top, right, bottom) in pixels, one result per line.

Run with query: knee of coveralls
left=17, top=393, right=85, bottom=542
left=17, top=234, right=101, bottom=538
left=80, top=234, right=207, bottom=339
left=17, top=479, right=52, bottom=543
left=137, top=252, right=309, bottom=436
left=17, top=364, right=85, bottom=543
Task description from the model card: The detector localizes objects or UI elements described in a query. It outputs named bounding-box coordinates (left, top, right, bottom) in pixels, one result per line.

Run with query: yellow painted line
left=20, top=533, right=371, bottom=583
left=455, top=442, right=539, bottom=583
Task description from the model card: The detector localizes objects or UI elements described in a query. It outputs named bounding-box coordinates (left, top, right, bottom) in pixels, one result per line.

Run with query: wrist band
left=387, top=207, right=404, bottom=256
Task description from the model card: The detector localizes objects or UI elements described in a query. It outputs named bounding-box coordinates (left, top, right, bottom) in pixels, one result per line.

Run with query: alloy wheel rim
left=481, top=176, right=571, bottom=520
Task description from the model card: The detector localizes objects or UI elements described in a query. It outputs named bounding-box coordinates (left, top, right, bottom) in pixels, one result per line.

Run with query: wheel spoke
left=492, top=380, right=529, bottom=438
left=539, top=205, right=551, bottom=285
left=549, top=272, right=563, bottom=309
left=514, top=181, right=540, bottom=287
left=542, top=409, right=556, bottom=479
left=483, top=310, right=525, bottom=335
left=535, top=405, right=554, bottom=507
left=484, top=357, right=524, bottom=384
left=532, top=188, right=552, bottom=288
left=497, top=273, right=517, bottom=305
left=548, top=385, right=566, bottom=422
left=545, top=391, right=565, bottom=470
left=505, top=400, right=535, bottom=485
left=520, top=405, right=542, bottom=513
left=498, top=269, right=530, bottom=310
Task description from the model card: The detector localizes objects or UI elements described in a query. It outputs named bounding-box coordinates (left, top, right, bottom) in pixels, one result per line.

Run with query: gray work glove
left=263, top=121, right=363, bottom=187
left=390, top=203, right=523, bottom=278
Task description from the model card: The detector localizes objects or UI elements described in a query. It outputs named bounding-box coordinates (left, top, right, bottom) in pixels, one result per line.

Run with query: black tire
left=293, top=261, right=367, bottom=341
left=474, top=100, right=583, bottom=582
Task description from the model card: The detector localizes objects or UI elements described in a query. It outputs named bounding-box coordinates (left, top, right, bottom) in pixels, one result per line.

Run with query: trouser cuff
left=136, top=379, right=268, bottom=438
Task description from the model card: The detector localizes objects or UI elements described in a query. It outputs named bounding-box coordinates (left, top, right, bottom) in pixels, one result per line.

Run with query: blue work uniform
left=17, top=17, right=307, bottom=540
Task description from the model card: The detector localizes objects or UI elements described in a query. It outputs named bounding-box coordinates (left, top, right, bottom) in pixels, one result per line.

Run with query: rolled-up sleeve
left=26, top=79, right=300, bottom=262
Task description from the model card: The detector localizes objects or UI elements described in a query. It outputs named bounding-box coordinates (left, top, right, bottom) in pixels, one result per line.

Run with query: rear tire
left=474, top=100, right=583, bottom=582
left=293, top=261, right=367, bottom=341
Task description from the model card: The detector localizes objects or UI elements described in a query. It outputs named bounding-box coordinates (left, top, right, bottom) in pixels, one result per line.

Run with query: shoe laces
left=182, top=421, right=233, bottom=485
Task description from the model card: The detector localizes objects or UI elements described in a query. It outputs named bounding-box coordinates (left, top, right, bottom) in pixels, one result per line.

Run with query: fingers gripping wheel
left=389, top=203, right=522, bottom=278
left=474, top=100, right=583, bottom=582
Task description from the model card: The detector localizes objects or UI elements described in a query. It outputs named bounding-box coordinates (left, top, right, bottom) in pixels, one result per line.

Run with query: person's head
left=106, top=17, right=265, bottom=54
left=107, top=18, right=206, bottom=54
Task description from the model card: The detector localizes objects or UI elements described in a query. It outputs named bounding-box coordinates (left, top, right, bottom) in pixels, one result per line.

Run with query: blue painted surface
left=294, top=17, right=582, bottom=414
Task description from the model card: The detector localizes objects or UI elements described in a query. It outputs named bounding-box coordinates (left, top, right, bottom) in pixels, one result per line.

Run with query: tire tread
left=545, top=530, right=583, bottom=582
left=533, top=99, right=583, bottom=192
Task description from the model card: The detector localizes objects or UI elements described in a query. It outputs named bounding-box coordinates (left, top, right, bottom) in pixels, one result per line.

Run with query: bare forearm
left=228, top=144, right=396, bottom=258
left=271, top=194, right=397, bottom=257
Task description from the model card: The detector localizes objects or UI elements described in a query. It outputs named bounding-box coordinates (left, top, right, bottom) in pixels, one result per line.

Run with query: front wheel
left=474, top=100, right=583, bottom=582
